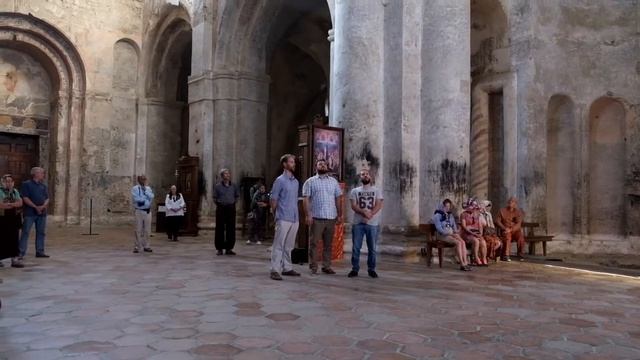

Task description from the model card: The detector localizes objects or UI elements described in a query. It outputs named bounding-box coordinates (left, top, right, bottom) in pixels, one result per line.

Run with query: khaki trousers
left=310, top=218, right=336, bottom=270
left=271, top=220, right=299, bottom=273
left=134, top=209, right=151, bottom=250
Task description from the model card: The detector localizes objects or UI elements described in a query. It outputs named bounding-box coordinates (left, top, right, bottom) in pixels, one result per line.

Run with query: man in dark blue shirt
left=213, top=168, right=240, bottom=256
left=20, top=167, right=50, bottom=259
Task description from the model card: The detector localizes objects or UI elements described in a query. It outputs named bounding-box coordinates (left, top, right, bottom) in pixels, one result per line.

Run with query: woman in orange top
left=461, top=198, right=488, bottom=266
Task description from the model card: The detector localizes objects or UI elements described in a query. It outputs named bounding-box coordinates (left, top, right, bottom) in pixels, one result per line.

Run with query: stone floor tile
left=320, top=346, right=367, bottom=360
left=233, top=336, right=276, bottom=349
left=265, top=312, right=300, bottom=321
left=277, top=341, right=319, bottom=355
left=400, top=343, right=445, bottom=358
left=356, top=339, right=399, bottom=352
left=191, top=344, right=241, bottom=356
left=315, top=334, right=356, bottom=347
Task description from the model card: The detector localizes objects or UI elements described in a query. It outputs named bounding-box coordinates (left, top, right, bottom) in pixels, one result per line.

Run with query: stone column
left=67, top=91, right=84, bottom=224
left=188, top=1, right=216, bottom=229
left=398, top=0, right=424, bottom=230
left=52, top=91, right=69, bottom=221
left=420, top=0, right=471, bottom=217
left=331, top=0, right=385, bottom=187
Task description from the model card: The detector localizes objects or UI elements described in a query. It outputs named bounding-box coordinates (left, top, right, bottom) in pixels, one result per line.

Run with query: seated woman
left=479, top=200, right=501, bottom=261
left=433, top=199, right=471, bottom=271
left=461, top=198, right=488, bottom=266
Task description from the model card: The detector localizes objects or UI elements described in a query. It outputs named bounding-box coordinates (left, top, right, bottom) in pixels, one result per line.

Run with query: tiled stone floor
left=1, top=226, right=640, bottom=359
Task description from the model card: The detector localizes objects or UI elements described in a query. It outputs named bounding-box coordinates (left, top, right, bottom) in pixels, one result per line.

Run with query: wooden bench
left=419, top=223, right=455, bottom=268
left=522, top=222, right=554, bottom=256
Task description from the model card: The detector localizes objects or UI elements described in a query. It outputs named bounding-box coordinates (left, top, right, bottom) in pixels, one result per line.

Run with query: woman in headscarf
left=432, top=199, right=471, bottom=271
left=479, top=200, right=501, bottom=262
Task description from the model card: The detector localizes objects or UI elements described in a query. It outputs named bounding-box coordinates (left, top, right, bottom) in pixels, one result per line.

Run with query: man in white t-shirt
left=348, top=169, right=384, bottom=278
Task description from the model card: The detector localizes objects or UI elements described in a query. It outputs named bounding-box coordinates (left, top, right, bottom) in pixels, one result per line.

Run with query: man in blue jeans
left=348, top=169, right=384, bottom=278
left=19, top=167, right=50, bottom=259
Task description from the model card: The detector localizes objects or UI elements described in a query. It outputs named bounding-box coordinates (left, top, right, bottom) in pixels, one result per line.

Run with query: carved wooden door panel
left=0, top=133, right=38, bottom=188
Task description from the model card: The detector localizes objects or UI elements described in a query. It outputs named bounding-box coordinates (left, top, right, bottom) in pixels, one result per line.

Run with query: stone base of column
left=198, top=216, right=215, bottom=231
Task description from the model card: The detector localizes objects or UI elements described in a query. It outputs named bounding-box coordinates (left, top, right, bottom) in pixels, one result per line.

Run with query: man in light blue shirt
left=302, top=159, right=342, bottom=275
left=131, top=175, right=154, bottom=253
left=269, top=154, right=301, bottom=280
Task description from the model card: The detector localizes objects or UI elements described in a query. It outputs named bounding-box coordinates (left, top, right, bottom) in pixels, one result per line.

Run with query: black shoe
left=321, top=267, right=336, bottom=275
left=347, top=270, right=358, bottom=278
left=173, top=236, right=178, bottom=242
left=35, top=253, right=50, bottom=258
left=143, top=248, right=153, bottom=253
left=368, top=270, right=378, bottom=278
left=0, top=262, right=4, bottom=267
left=133, top=248, right=140, bottom=253
left=225, top=250, right=236, bottom=256
left=270, top=272, right=283, bottom=281
left=282, top=270, right=301, bottom=277
left=216, top=250, right=223, bottom=256
left=11, top=261, right=24, bottom=268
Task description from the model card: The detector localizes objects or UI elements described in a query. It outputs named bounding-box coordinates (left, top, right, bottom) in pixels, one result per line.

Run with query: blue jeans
left=20, top=216, right=47, bottom=257
left=351, top=223, right=378, bottom=272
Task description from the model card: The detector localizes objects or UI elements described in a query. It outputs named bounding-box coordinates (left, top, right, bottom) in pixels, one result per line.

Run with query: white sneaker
left=256, top=241, right=262, bottom=245
left=246, top=240, right=252, bottom=244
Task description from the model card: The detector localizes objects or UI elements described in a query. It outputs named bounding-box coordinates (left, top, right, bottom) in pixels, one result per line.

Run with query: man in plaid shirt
left=302, top=159, right=343, bottom=274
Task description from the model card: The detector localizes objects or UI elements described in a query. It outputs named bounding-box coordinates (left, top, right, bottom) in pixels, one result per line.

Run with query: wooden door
left=176, top=156, right=199, bottom=236
left=488, top=92, right=505, bottom=209
left=0, top=133, right=39, bottom=188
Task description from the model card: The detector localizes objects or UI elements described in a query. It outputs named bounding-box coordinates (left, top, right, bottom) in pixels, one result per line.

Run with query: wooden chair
left=419, top=224, right=455, bottom=268
left=522, top=222, right=554, bottom=256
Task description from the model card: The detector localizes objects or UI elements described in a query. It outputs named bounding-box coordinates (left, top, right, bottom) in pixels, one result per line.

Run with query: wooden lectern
left=176, top=156, right=200, bottom=236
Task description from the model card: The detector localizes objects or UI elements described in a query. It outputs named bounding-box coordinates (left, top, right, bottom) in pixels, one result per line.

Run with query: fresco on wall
left=0, top=48, right=52, bottom=120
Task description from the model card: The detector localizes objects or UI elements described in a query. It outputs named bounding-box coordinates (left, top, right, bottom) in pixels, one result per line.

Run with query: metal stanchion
left=82, top=198, right=99, bottom=236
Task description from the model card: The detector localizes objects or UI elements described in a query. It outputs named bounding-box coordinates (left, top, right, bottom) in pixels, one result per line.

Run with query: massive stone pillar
left=419, top=0, right=471, bottom=218
left=188, top=0, right=216, bottom=229
left=331, top=0, right=385, bottom=189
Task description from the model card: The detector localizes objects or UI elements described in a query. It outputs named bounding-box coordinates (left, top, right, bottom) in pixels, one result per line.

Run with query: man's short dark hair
left=280, top=154, right=295, bottom=166
left=443, top=198, right=453, bottom=207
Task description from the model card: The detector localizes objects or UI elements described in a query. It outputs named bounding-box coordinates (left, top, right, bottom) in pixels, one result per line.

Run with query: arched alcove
left=110, top=39, right=139, bottom=178
left=266, top=1, right=331, bottom=181
left=588, top=97, right=626, bottom=235
left=0, top=12, right=86, bottom=223
left=141, top=7, right=192, bottom=193
left=546, top=95, right=577, bottom=234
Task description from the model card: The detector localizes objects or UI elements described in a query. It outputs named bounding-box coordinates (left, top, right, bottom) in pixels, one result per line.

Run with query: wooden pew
left=418, top=223, right=455, bottom=268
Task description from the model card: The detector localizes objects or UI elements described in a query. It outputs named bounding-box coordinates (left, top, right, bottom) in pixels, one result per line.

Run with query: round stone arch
left=211, top=0, right=333, bottom=180
left=139, top=5, right=193, bottom=193
left=0, top=12, right=86, bottom=224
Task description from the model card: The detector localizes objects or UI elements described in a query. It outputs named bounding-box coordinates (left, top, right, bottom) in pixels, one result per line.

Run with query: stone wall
left=510, top=0, right=640, bottom=253
left=0, top=0, right=144, bottom=223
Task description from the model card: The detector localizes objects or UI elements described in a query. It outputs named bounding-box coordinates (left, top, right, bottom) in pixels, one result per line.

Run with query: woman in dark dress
left=0, top=174, right=24, bottom=268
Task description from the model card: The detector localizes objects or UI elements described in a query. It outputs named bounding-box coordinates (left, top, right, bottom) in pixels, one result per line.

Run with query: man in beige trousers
left=131, top=175, right=154, bottom=253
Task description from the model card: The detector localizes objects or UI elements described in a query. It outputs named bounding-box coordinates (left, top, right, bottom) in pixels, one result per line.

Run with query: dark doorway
left=177, top=44, right=191, bottom=157
left=488, top=91, right=504, bottom=208
left=0, top=133, right=39, bottom=188
left=266, top=0, right=331, bottom=182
